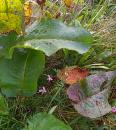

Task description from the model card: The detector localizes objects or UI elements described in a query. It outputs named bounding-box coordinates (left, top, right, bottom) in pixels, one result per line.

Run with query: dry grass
left=92, top=14, right=116, bottom=52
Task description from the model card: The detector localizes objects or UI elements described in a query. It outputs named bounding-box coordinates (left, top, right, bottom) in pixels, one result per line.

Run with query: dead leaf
left=67, top=71, right=116, bottom=118
left=57, top=66, right=89, bottom=84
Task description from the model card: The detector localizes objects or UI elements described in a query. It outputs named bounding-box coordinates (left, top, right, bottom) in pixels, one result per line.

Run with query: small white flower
left=38, top=86, right=47, bottom=94
left=47, top=75, right=53, bottom=82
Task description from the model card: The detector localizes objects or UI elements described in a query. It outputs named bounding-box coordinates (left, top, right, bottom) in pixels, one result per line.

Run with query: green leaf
left=0, top=94, right=9, bottom=115
left=0, top=49, right=45, bottom=97
left=0, top=31, right=18, bottom=58
left=0, top=20, right=93, bottom=58
left=23, top=19, right=93, bottom=56
left=23, top=113, right=72, bottom=130
left=0, top=0, right=23, bottom=34
left=5, top=19, right=93, bottom=58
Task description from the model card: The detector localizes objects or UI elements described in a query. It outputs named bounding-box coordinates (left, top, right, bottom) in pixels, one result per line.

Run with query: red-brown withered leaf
left=57, top=66, right=89, bottom=84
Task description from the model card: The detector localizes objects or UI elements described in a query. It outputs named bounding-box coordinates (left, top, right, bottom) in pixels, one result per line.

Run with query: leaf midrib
left=21, top=51, right=30, bottom=87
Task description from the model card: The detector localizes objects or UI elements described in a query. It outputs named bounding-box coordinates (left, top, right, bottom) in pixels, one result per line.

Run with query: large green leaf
left=22, top=19, right=93, bottom=56
left=0, top=20, right=93, bottom=58
left=23, top=113, right=72, bottom=130
left=0, top=49, right=45, bottom=97
left=0, top=0, right=23, bottom=34
left=0, top=94, right=9, bottom=115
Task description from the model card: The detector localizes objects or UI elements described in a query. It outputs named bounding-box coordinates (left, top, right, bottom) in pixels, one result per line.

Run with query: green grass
left=0, top=77, right=115, bottom=130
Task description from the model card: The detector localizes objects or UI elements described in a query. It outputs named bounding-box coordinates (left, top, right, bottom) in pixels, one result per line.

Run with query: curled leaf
left=67, top=83, right=85, bottom=103
left=57, top=66, right=89, bottom=84
left=67, top=71, right=116, bottom=118
left=73, top=88, right=112, bottom=118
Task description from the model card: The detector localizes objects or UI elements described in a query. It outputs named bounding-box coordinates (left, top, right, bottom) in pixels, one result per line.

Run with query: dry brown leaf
left=57, top=66, right=89, bottom=84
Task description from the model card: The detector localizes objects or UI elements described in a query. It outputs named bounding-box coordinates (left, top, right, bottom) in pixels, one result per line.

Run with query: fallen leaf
left=67, top=71, right=116, bottom=118
left=57, top=66, right=89, bottom=84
